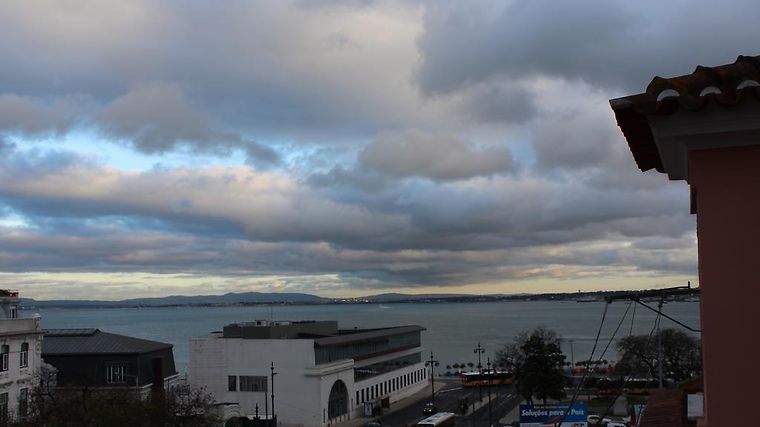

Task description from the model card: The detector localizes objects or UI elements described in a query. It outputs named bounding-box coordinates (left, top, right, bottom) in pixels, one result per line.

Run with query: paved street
left=374, top=379, right=519, bottom=427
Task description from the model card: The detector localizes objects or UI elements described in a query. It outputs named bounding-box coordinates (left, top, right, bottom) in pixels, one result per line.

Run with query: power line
left=556, top=301, right=609, bottom=427
left=596, top=305, right=663, bottom=424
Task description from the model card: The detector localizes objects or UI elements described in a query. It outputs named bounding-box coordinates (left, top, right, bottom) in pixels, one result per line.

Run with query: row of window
left=354, top=353, right=422, bottom=381
left=228, top=375, right=268, bottom=392
left=315, top=332, right=421, bottom=365
left=356, top=368, right=426, bottom=404
left=0, top=388, right=29, bottom=424
left=0, top=343, right=29, bottom=372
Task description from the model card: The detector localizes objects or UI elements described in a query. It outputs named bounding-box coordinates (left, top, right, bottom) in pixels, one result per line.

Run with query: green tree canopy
left=495, top=326, right=567, bottom=405
left=616, top=328, right=701, bottom=383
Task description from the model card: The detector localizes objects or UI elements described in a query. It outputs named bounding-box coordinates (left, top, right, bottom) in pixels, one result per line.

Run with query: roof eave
left=610, top=100, right=664, bottom=173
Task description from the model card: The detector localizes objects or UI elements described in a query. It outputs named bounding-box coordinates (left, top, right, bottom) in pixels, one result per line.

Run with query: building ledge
left=304, top=359, right=354, bottom=377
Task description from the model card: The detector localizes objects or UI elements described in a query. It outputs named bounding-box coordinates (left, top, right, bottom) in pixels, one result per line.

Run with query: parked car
left=587, top=414, right=613, bottom=425
left=422, top=402, right=437, bottom=415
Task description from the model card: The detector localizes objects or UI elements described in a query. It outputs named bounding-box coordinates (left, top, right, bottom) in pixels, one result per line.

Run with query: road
left=376, top=380, right=519, bottom=427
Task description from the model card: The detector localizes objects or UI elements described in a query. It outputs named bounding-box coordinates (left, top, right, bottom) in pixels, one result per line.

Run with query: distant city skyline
left=3, top=0, right=751, bottom=299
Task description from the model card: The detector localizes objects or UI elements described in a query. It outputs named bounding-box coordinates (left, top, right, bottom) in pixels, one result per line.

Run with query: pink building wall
left=689, top=144, right=760, bottom=426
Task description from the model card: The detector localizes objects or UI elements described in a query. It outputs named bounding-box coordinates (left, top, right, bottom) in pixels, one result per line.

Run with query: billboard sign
left=519, top=402, right=587, bottom=427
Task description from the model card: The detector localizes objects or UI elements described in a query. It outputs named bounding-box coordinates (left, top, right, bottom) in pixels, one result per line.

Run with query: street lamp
left=569, top=339, right=575, bottom=369
left=270, top=361, right=278, bottom=425
left=487, top=357, right=493, bottom=427
left=474, top=343, right=485, bottom=402
left=425, top=352, right=440, bottom=406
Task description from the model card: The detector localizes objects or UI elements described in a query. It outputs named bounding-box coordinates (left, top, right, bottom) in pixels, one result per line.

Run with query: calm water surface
left=32, top=300, right=700, bottom=373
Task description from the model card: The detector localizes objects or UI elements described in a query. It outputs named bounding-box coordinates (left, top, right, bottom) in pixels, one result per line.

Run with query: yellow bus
left=460, top=370, right=514, bottom=387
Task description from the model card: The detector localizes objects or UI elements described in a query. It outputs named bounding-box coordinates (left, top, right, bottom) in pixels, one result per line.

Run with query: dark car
left=422, top=402, right=437, bottom=415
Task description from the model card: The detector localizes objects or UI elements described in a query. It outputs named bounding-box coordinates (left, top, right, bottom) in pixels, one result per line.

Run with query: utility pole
left=487, top=357, right=493, bottom=427
left=656, top=300, right=664, bottom=388
left=271, top=361, right=278, bottom=424
left=569, top=339, right=574, bottom=369
left=425, top=352, right=440, bottom=406
left=474, top=342, right=485, bottom=402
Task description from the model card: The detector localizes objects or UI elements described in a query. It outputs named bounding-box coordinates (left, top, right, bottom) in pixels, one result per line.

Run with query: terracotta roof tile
left=610, top=55, right=760, bottom=172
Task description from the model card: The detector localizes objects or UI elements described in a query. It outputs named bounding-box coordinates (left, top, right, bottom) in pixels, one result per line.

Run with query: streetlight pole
left=474, top=343, right=485, bottom=402
left=487, top=357, right=493, bottom=427
left=425, top=352, right=440, bottom=406
left=271, top=361, right=278, bottom=425
left=569, top=339, right=574, bottom=369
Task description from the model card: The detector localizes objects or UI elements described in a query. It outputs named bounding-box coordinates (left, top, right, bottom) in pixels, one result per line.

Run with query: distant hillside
left=20, top=291, right=328, bottom=309
left=359, top=293, right=473, bottom=301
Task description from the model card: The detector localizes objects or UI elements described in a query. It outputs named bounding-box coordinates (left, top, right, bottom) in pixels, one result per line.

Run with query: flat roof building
left=189, top=320, right=428, bottom=427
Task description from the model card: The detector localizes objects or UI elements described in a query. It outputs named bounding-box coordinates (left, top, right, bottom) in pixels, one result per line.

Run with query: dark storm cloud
left=97, top=82, right=280, bottom=165
left=0, top=1, right=425, bottom=155
left=358, top=130, right=514, bottom=181
left=416, top=0, right=760, bottom=95
left=461, top=81, right=536, bottom=124
left=0, top=145, right=696, bottom=285
left=0, top=1, right=711, bottom=293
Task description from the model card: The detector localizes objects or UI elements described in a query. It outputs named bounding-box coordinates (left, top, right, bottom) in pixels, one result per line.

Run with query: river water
left=32, top=300, right=700, bottom=373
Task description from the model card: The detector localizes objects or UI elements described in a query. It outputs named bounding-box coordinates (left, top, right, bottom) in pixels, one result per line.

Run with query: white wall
left=190, top=336, right=326, bottom=426
left=351, top=361, right=427, bottom=418
left=190, top=335, right=427, bottom=427
left=0, top=317, right=43, bottom=422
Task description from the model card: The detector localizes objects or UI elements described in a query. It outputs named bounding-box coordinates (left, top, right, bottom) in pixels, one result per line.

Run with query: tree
left=11, top=380, right=219, bottom=427
left=495, top=326, right=567, bottom=404
left=616, top=328, right=701, bottom=383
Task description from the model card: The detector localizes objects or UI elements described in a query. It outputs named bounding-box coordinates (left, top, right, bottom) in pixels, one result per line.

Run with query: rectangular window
left=239, top=376, right=267, bottom=392
left=0, top=345, right=8, bottom=372
left=228, top=375, right=237, bottom=391
left=19, top=342, right=28, bottom=368
left=361, top=388, right=365, bottom=403
left=18, top=388, right=27, bottom=417
left=9, top=307, right=16, bottom=319
left=356, top=390, right=359, bottom=405
left=106, top=363, right=127, bottom=384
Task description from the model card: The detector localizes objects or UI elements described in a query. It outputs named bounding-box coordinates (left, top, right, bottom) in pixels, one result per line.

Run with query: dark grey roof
left=314, top=325, right=424, bottom=346
left=42, top=329, right=172, bottom=355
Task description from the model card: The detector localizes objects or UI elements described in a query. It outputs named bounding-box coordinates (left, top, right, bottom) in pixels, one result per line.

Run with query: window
left=239, top=376, right=267, bottom=392
left=19, top=343, right=28, bottom=368
left=106, top=363, right=127, bottom=384
left=228, top=375, right=237, bottom=391
left=0, top=345, right=8, bottom=372
left=18, top=388, right=27, bottom=417
left=9, top=307, right=16, bottom=319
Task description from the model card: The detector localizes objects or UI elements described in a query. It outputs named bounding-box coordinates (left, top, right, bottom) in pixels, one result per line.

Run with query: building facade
left=611, top=54, right=760, bottom=426
left=42, top=328, right=179, bottom=398
left=189, top=320, right=428, bottom=427
left=0, top=290, right=43, bottom=424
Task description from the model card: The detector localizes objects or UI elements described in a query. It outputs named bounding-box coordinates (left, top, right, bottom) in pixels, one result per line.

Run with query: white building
left=0, top=290, right=43, bottom=423
left=189, top=320, right=428, bottom=426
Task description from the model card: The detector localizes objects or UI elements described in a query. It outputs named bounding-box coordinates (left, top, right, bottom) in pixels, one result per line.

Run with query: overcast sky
left=1, top=0, right=753, bottom=300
